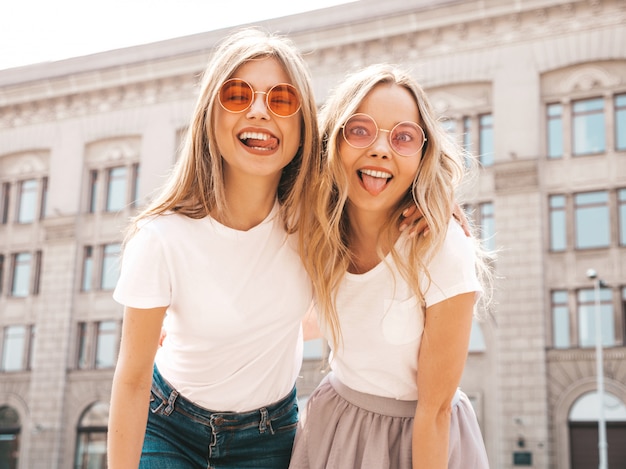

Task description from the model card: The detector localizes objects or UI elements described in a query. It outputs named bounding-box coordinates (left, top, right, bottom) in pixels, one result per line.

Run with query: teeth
left=360, top=169, right=392, bottom=179
left=239, top=131, right=270, bottom=140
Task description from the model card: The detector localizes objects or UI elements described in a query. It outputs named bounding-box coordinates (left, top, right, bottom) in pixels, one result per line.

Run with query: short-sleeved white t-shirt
left=113, top=203, right=312, bottom=412
left=325, top=220, right=481, bottom=400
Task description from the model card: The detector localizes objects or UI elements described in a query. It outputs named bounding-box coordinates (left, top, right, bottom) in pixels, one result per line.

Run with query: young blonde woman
left=107, top=28, right=321, bottom=469
left=291, top=64, right=491, bottom=469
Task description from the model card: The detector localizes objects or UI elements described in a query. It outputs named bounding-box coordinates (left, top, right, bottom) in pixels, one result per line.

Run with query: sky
left=0, top=0, right=353, bottom=71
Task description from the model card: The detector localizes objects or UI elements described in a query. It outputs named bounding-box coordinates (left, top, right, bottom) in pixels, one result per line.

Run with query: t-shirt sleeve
left=422, top=220, right=482, bottom=308
left=112, top=222, right=171, bottom=309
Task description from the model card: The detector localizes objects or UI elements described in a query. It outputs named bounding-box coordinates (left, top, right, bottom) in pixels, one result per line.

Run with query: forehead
left=355, top=83, right=420, bottom=124
left=231, top=56, right=292, bottom=88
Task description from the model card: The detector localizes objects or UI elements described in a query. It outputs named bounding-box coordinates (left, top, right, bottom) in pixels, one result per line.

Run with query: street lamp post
left=586, top=268, right=608, bottom=469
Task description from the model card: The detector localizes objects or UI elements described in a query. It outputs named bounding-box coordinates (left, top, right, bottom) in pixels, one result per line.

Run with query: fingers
left=399, top=216, right=430, bottom=238
left=408, top=218, right=430, bottom=238
left=402, top=205, right=418, bottom=218
left=400, top=204, right=425, bottom=232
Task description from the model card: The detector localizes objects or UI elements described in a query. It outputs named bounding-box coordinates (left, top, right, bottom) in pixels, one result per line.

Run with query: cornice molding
left=0, top=0, right=623, bottom=129
left=0, top=74, right=198, bottom=129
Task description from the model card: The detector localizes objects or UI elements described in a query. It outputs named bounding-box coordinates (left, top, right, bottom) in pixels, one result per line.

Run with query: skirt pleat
left=289, top=374, right=489, bottom=469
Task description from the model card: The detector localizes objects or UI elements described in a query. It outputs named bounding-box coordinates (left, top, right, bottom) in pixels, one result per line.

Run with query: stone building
left=0, top=0, right=625, bottom=467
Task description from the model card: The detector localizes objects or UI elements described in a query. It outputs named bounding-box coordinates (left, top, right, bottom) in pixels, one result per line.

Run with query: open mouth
left=238, top=131, right=279, bottom=151
left=358, top=169, right=392, bottom=196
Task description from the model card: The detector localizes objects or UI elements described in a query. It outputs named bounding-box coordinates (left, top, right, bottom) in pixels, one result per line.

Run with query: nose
left=368, top=129, right=392, bottom=159
left=246, top=91, right=270, bottom=119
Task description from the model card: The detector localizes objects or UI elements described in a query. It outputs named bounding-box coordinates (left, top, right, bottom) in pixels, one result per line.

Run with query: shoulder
left=128, top=213, right=192, bottom=249
left=431, top=219, right=476, bottom=268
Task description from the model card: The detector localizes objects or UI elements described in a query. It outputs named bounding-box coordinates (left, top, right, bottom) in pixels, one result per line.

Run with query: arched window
left=568, top=391, right=626, bottom=468
left=74, top=401, right=108, bottom=469
left=0, top=405, right=20, bottom=469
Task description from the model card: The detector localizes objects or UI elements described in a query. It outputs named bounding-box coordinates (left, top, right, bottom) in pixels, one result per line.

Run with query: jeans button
left=214, top=416, right=224, bottom=425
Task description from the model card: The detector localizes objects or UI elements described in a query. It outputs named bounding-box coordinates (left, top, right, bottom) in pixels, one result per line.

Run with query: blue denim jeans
left=140, top=365, right=299, bottom=469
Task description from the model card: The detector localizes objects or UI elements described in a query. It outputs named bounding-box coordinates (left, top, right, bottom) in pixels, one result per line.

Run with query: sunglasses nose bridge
left=248, top=90, right=271, bottom=115
left=371, top=127, right=394, bottom=152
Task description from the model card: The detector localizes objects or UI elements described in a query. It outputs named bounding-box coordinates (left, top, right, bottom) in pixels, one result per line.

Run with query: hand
left=399, top=203, right=471, bottom=238
left=399, top=205, right=429, bottom=238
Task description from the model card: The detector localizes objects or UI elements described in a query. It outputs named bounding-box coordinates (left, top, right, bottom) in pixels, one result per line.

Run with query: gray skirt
left=289, top=373, right=489, bottom=469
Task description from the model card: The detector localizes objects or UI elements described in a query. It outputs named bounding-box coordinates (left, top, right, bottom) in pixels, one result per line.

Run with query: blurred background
left=0, top=0, right=625, bottom=468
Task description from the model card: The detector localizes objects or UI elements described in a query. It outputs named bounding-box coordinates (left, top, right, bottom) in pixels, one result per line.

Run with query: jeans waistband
left=151, top=364, right=296, bottom=422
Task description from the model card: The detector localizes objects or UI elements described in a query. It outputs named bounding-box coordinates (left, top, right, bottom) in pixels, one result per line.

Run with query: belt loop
left=163, top=389, right=179, bottom=416
left=259, top=407, right=269, bottom=433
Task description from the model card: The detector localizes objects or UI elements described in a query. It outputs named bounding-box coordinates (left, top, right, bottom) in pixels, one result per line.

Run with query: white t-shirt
left=113, top=203, right=312, bottom=412
left=325, top=220, right=481, bottom=401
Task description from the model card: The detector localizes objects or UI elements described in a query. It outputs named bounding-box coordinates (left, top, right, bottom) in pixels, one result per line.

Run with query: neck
left=346, top=204, right=400, bottom=274
left=216, top=173, right=280, bottom=231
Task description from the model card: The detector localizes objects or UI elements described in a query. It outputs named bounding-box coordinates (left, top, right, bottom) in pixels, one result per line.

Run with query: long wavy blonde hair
left=127, top=27, right=319, bottom=236
left=299, top=64, right=482, bottom=349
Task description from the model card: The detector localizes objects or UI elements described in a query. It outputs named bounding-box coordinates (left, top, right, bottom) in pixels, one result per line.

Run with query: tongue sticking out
left=245, top=137, right=278, bottom=150
left=361, top=173, right=389, bottom=196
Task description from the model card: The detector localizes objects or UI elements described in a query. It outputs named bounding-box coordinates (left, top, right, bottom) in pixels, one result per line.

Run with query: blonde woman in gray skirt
left=291, top=64, right=491, bottom=469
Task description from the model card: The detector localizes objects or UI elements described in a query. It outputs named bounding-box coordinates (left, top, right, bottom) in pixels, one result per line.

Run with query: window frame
left=571, top=96, right=606, bottom=156
left=0, top=324, right=34, bottom=372
left=574, top=190, right=610, bottom=250
left=478, top=113, right=494, bottom=167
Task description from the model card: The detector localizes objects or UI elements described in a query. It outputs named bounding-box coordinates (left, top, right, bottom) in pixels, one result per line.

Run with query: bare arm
left=108, top=306, right=167, bottom=469
left=412, top=292, right=476, bottom=468
left=302, top=302, right=322, bottom=341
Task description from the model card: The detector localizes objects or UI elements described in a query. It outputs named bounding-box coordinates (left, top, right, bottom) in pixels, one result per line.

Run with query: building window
left=100, top=243, right=121, bottom=290
left=0, top=254, right=4, bottom=295
left=441, top=118, right=457, bottom=140
left=551, top=290, right=570, bottom=348
left=130, top=163, right=140, bottom=208
left=76, top=321, right=119, bottom=370
left=622, top=287, right=626, bottom=344
left=95, top=321, right=117, bottom=369
left=32, top=251, right=42, bottom=296
left=8, top=251, right=41, bottom=298
left=77, top=322, right=89, bottom=370
left=0, top=406, right=20, bottom=469
left=479, top=202, right=495, bottom=251
left=10, top=253, right=31, bottom=298
left=80, top=244, right=120, bottom=292
left=105, top=166, right=128, bottom=212
left=462, top=116, right=472, bottom=151
left=615, top=93, right=626, bottom=151
left=74, top=402, right=108, bottom=469
left=549, top=195, right=567, bottom=251
left=81, top=246, right=94, bottom=292
left=478, top=114, right=493, bottom=167
left=40, top=177, right=48, bottom=220
left=547, top=103, right=563, bottom=159
left=1, top=182, right=10, bottom=225
left=16, top=179, right=37, bottom=224
left=2, top=178, right=48, bottom=224
left=574, top=191, right=609, bottom=249
left=0, top=325, right=34, bottom=372
left=619, top=189, right=626, bottom=247
left=572, top=97, right=605, bottom=155
left=577, top=287, right=614, bottom=347
left=88, top=170, right=98, bottom=214
left=88, top=164, right=140, bottom=214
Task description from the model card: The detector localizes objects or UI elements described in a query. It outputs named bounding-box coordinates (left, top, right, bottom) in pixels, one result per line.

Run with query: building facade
left=1, top=0, right=625, bottom=467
